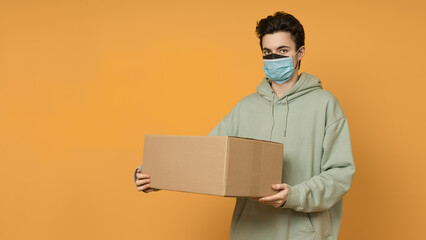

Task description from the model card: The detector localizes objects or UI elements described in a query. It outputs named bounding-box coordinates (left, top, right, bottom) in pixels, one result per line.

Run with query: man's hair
left=255, top=11, right=305, bottom=68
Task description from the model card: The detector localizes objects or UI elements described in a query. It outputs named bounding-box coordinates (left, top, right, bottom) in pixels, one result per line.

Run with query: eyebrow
left=262, top=45, right=290, bottom=51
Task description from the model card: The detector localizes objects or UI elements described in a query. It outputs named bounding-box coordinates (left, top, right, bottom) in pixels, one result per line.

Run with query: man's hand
left=135, top=169, right=157, bottom=193
left=250, top=183, right=289, bottom=208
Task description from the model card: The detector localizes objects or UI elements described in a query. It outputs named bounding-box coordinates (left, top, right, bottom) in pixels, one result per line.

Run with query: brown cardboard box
left=141, top=135, right=283, bottom=197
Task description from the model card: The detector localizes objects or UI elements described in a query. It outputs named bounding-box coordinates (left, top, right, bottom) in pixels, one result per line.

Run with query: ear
left=297, top=46, right=305, bottom=61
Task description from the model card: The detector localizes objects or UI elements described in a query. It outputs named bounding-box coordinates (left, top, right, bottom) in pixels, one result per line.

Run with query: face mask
left=262, top=48, right=301, bottom=84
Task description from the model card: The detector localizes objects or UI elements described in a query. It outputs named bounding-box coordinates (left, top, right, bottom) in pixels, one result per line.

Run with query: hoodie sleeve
left=282, top=116, right=355, bottom=212
left=207, top=102, right=240, bottom=137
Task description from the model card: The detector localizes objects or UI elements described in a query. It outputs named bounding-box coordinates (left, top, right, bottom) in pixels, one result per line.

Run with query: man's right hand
left=135, top=168, right=157, bottom=193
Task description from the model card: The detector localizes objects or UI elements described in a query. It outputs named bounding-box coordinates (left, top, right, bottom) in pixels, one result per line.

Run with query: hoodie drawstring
left=259, top=73, right=322, bottom=141
left=270, top=94, right=289, bottom=140
left=284, top=96, right=289, bottom=137
left=269, top=93, right=275, bottom=141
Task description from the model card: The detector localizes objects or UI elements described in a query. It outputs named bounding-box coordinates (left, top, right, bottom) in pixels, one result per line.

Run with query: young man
left=135, top=11, right=355, bottom=240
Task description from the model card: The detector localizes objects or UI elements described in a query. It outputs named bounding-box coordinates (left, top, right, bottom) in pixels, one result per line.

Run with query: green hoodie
left=206, top=72, right=355, bottom=240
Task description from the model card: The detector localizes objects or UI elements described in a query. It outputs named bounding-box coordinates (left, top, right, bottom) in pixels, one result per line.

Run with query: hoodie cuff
left=280, top=185, right=300, bottom=209
left=133, top=165, right=142, bottom=184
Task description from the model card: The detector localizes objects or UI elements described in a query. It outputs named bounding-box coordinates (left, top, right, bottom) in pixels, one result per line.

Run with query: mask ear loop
left=292, top=47, right=302, bottom=69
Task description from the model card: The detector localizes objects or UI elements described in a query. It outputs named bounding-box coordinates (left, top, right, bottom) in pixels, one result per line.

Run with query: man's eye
left=264, top=51, right=271, bottom=55
left=279, top=49, right=288, bottom=54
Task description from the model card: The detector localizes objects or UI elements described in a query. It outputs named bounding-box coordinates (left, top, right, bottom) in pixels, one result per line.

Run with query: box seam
left=223, top=137, right=230, bottom=196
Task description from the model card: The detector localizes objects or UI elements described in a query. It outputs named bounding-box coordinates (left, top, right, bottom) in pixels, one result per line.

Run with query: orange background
left=1, top=0, right=425, bottom=239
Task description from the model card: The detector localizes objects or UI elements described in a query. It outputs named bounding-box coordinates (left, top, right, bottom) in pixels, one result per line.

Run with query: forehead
left=262, top=31, right=296, bottom=50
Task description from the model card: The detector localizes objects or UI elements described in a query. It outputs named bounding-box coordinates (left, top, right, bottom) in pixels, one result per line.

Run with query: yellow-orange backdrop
left=1, top=0, right=425, bottom=239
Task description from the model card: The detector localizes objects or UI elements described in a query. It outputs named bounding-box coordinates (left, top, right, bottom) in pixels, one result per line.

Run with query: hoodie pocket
left=304, top=212, right=315, bottom=232
left=289, top=211, right=316, bottom=239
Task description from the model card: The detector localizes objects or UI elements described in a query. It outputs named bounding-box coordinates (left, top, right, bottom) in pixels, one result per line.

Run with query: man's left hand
left=250, top=183, right=289, bottom=208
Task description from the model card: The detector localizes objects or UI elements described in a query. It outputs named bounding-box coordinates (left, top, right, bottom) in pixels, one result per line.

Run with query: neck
left=270, top=71, right=300, bottom=98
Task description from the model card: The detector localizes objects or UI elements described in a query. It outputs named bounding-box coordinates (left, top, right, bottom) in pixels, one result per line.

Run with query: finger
left=144, top=188, right=155, bottom=193
left=250, top=197, right=260, bottom=201
left=136, top=173, right=150, bottom=178
left=136, top=173, right=150, bottom=179
left=137, top=184, right=151, bottom=192
left=135, top=179, right=151, bottom=186
left=136, top=168, right=140, bottom=173
left=261, top=200, right=281, bottom=206
left=259, top=193, right=282, bottom=202
left=271, top=184, right=286, bottom=190
left=258, top=198, right=279, bottom=204
left=259, top=199, right=285, bottom=208
left=260, top=201, right=279, bottom=208
left=272, top=203, right=284, bottom=208
left=257, top=200, right=280, bottom=208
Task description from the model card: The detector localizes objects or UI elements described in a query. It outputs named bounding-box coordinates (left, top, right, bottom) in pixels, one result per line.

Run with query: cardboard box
left=141, top=135, right=283, bottom=197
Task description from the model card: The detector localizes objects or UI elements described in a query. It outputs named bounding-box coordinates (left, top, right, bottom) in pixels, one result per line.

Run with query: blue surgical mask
left=262, top=48, right=301, bottom=84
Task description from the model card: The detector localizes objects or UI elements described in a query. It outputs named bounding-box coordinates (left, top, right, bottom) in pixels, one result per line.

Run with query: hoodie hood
left=256, top=72, right=322, bottom=104
left=256, top=72, right=322, bottom=138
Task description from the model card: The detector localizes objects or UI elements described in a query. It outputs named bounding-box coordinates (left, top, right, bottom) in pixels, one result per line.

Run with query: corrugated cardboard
left=141, top=135, right=283, bottom=197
